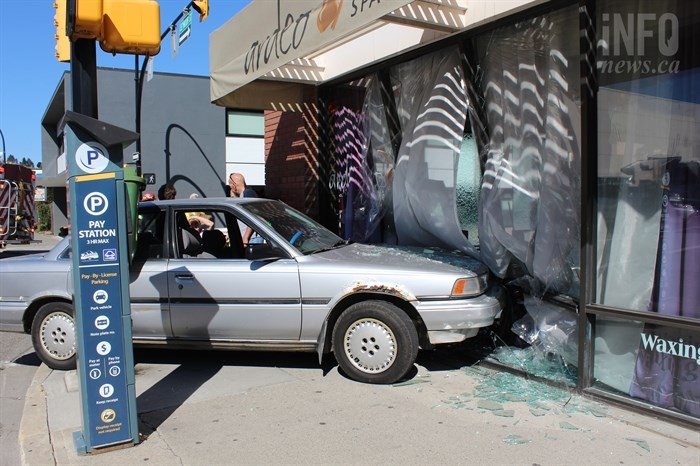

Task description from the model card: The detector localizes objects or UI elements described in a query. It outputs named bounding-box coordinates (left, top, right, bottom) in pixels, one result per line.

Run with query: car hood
left=311, top=243, right=488, bottom=277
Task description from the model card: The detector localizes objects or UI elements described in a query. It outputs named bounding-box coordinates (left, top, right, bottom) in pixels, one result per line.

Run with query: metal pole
left=133, top=2, right=194, bottom=178
left=0, top=128, right=5, bottom=163
left=70, top=39, right=98, bottom=118
left=134, top=55, right=141, bottom=175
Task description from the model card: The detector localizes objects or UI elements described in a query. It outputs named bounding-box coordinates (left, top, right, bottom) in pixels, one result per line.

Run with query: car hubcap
left=343, top=318, right=396, bottom=374
left=40, top=312, right=76, bottom=360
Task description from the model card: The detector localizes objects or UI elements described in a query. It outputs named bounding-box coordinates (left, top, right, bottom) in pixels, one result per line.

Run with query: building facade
left=212, top=0, right=699, bottom=424
left=41, top=68, right=269, bottom=233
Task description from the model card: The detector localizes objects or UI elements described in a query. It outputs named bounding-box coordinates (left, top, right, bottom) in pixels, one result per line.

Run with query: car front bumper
left=414, top=286, right=504, bottom=345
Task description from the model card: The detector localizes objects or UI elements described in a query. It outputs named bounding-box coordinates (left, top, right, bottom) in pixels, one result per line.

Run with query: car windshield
left=241, top=200, right=345, bottom=255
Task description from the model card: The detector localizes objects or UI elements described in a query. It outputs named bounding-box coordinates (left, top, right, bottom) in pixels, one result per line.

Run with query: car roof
left=138, top=197, right=272, bottom=208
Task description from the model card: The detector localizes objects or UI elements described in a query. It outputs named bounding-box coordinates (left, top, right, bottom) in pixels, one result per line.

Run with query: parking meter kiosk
left=64, top=111, right=142, bottom=454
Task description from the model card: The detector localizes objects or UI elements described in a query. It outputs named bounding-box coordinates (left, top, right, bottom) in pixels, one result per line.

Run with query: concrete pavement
left=18, top=348, right=700, bottom=465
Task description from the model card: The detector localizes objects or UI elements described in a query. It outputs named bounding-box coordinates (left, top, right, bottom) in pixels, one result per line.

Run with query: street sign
left=178, top=10, right=192, bottom=46
left=171, top=27, right=179, bottom=58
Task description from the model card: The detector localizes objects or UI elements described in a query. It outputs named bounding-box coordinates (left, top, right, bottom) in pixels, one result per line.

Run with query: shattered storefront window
left=325, top=47, right=485, bottom=253
left=390, top=47, right=481, bottom=259
left=457, top=4, right=585, bottom=392
left=474, top=6, right=582, bottom=297
left=326, top=77, right=395, bottom=243
left=487, top=293, right=579, bottom=387
left=328, top=75, right=394, bottom=243
left=456, top=133, right=482, bottom=245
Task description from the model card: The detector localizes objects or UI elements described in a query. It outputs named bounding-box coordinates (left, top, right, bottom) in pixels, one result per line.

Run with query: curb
left=19, top=364, right=55, bottom=466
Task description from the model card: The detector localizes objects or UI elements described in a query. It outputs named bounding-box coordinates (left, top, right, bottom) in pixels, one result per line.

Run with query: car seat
left=177, top=213, right=205, bottom=257
left=201, top=229, right=227, bottom=258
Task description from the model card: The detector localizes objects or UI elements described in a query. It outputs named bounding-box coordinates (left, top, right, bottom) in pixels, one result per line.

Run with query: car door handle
left=175, top=273, right=194, bottom=280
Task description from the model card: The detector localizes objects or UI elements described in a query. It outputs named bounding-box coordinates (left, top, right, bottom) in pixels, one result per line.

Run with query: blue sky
left=0, top=0, right=250, bottom=166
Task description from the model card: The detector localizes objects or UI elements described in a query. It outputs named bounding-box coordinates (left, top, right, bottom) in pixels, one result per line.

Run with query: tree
left=20, top=157, right=35, bottom=168
left=6, top=154, right=17, bottom=164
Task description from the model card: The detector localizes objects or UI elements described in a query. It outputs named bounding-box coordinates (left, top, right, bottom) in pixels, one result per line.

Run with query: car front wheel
left=332, top=300, right=419, bottom=384
left=31, top=302, right=77, bottom=371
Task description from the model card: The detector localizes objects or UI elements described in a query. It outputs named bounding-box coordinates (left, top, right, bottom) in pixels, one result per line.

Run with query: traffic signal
left=54, top=0, right=70, bottom=62
left=192, top=0, right=209, bottom=22
left=100, top=0, right=161, bottom=56
left=68, top=0, right=103, bottom=40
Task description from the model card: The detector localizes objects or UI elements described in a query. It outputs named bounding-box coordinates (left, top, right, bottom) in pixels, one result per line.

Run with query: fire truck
left=0, top=163, right=37, bottom=248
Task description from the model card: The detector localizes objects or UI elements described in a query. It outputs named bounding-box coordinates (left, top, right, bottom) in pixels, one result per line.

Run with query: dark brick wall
left=264, top=86, right=320, bottom=219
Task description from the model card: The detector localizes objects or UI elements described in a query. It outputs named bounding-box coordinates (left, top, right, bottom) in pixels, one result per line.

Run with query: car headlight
left=451, top=275, right=488, bottom=297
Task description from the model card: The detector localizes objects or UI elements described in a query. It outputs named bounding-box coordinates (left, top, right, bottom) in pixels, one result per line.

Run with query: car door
left=129, top=205, right=172, bottom=339
left=167, top=207, right=302, bottom=341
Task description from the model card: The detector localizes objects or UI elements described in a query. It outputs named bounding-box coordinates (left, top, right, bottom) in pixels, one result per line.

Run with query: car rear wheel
left=332, top=300, right=419, bottom=384
left=31, top=302, right=77, bottom=371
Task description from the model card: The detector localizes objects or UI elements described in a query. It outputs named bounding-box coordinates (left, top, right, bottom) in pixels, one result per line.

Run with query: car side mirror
left=245, top=242, right=286, bottom=261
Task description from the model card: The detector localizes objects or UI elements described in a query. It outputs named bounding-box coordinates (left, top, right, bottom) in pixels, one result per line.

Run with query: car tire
left=332, top=300, right=419, bottom=384
left=31, top=302, right=77, bottom=371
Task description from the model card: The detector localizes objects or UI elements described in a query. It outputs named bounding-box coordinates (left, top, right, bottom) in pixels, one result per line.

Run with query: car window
left=241, top=200, right=342, bottom=255
left=174, top=208, right=251, bottom=260
left=134, top=207, right=166, bottom=261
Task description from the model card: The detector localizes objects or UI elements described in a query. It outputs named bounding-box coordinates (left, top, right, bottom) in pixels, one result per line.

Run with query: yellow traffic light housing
left=100, top=0, right=161, bottom=56
left=192, top=0, right=209, bottom=22
left=69, top=0, right=103, bottom=40
left=54, top=0, right=71, bottom=62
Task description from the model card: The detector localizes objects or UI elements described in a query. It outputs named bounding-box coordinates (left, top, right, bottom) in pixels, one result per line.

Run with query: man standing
left=228, top=172, right=257, bottom=198
left=228, top=173, right=258, bottom=245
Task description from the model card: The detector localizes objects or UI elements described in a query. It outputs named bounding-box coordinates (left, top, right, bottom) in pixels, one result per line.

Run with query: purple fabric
left=682, top=209, right=700, bottom=318
left=674, top=163, right=700, bottom=416
left=656, top=202, right=684, bottom=316
left=681, top=162, right=700, bottom=319
left=629, top=326, right=679, bottom=409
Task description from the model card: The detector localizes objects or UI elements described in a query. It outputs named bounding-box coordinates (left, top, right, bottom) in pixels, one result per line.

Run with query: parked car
left=0, top=198, right=502, bottom=384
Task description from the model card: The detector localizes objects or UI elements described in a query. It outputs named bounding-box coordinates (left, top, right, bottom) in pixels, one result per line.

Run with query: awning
left=210, top=0, right=471, bottom=109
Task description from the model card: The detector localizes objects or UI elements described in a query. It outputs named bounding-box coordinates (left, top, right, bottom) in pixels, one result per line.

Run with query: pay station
left=64, top=111, right=143, bottom=454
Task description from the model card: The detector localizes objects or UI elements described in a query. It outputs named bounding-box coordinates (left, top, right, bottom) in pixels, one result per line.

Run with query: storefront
left=211, top=0, right=699, bottom=424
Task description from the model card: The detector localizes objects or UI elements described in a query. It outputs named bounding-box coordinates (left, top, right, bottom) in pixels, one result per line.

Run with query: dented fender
left=344, top=281, right=416, bottom=302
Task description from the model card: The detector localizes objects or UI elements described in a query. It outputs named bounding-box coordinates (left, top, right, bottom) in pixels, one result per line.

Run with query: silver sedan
left=0, top=198, right=502, bottom=384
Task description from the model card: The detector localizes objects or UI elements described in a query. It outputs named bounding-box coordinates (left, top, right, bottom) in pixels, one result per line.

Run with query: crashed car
left=0, top=198, right=502, bottom=384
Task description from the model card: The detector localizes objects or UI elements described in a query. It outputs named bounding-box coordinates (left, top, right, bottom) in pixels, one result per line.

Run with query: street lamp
left=134, top=0, right=208, bottom=176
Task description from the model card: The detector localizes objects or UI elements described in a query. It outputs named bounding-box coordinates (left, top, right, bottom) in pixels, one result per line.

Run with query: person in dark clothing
left=157, top=183, right=177, bottom=200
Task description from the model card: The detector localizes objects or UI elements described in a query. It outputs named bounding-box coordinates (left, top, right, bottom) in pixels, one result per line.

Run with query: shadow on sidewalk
left=136, top=363, right=222, bottom=439
left=13, top=352, right=41, bottom=366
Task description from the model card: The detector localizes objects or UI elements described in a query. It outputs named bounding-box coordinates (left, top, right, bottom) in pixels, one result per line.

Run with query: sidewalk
left=19, top=349, right=700, bottom=465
